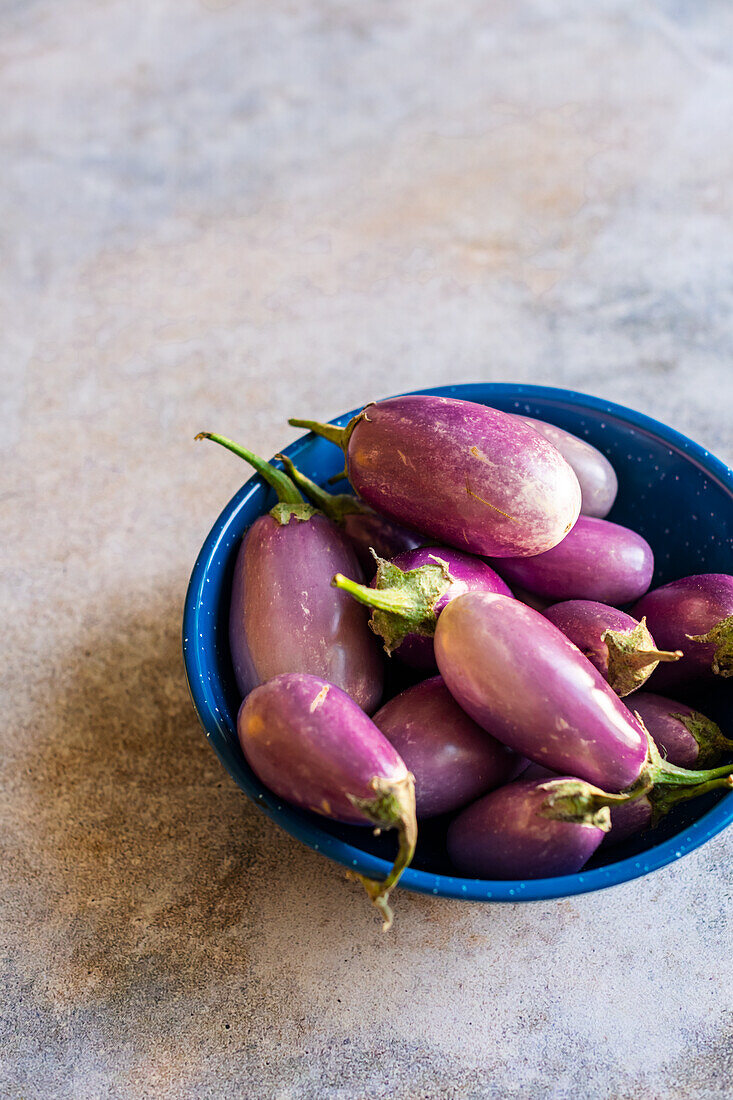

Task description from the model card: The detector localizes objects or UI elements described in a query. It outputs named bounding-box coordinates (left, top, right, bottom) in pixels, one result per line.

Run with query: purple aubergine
left=238, top=673, right=417, bottom=928
left=197, top=433, right=383, bottom=712
left=632, top=574, right=733, bottom=689
left=516, top=415, right=618, bottom=518
left=372, top=676, right=526, bottom=818
left=333, top=546, right=513, bottom=668
left=290, top=395, right=582, bottom=557
left=434, top=592, right=733, bottom=817
left=543, top=600, right=681, bottom=697
left=447, top=777, right=607, bottom=879
left=630, top=692, right=732, bottom=769
left=277, top=453, right=426, bottom=576
left=491, top=516, right=654, bottom=605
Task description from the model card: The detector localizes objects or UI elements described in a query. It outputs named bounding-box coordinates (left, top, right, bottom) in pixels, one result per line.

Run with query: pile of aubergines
left=197, top=394, right=733, bottom=929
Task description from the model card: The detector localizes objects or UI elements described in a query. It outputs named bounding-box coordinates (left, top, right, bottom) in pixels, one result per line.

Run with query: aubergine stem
left=650, top=774, right=733, bottom=824
left=289, top=408, right=370, bottom=454
left=539, top=777, right=650, bottom=831
left=347, top=772, right=418, bottom=931
left=275, top=453, right=367, bottom=522
left=333, top=573, right=417, bottom=616
left=333, top=556, right=453, bottom=654
left=603, top=618, right=682, bottom=697
left=327, top=466, right=350, bottom=486
left=288, top=417, right=347, bottom=448
left=196, top=432, right=317, bottom=524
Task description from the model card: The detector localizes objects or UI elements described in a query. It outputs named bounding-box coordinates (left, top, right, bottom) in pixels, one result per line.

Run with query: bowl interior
left=183, top=384, right=733, bottom=902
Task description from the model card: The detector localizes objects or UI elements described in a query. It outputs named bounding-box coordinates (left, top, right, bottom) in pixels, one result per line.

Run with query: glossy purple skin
left=342, top=511, right=426, bottom=577
left=491, top=516, right=654, bottom=605
left=372, top=676, right=526, bottom=818
left=386, top=546, right=513, bottom=668
left=229, top=512, right=383, bottom=712
left=605, top=796, right=653, bottom=846
left=434, top=592, right=648, bottom=791
left=633, top=574, right=733, bottom=689
left=518, top=416, right=618, bottom=518
left=237, top=674, right=408, bottom=825
left=447, top=777, right=605, bottom=879
left=346, top=395, right=581, bottom=558
left=631, top=692, right=706, bottom=769
left=543, top=600, right=649, bottom=683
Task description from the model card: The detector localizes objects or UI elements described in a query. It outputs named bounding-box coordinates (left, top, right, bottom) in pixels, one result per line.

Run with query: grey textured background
left=2, top=1, right=733, bottom=1097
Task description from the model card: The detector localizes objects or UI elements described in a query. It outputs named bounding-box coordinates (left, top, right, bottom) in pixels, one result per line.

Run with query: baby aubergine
left=238, top=673, right=417, bottom=928
left=290, top=395, right=581, bottom=557
left=543, top=600, right=681, bottom=697
left=516, top=415, right=618, bottom=518
left=434, top=593, right=733, bottom=818
left=491, top=516, right=654, bottom=605
left=197, top=433, right=383, bottom=712
left=630, top=692, right=733, bottom=770
left=633, top=574, right=733, bottom=689
left=447, top=776, right=607, bottom=879
left=372, top=676, right=526, bottom=818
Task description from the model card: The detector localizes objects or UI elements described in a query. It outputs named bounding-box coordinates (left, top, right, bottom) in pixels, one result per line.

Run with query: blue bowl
left=183, top=384, right=733, bottom=903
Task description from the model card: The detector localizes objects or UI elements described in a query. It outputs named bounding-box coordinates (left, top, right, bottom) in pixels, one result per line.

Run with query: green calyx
left=673, top=709, right=733, bottom=769
left=648, top=775, right=733, bottom=825
left=603, top=617, right=682, bottom=697
left=347, top=772, right=417, bottom=931
left=539, top=777, right=649, bottom=831
left=688, top=614, right=733, bottom=677
left=332, top=554, right=454, bottom=654
left=196, top=432, right=317, bottom=525
left=275, top=453, right=368, bottom=523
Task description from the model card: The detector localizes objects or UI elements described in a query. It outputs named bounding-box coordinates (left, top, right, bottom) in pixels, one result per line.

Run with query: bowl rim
left=183, top=382, right=733, bottom=903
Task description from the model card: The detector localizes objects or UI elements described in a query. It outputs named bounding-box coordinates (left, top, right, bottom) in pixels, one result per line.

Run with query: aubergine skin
left=632, top=574, right=733, bottom=688
left=229, top=513, right=383, bottom=712
left=491, top=516, right=654, bottom=605
left=238, top=673, right=407, bottom=824
left=518, top=416, right=618, bottom=519
left=386, top=546, right=513, bottom=667
left=343, top=512, right=425, bottom=576
left=447, top=777, right=605, bottom=879
left=434, top=592, right=648, bottom=791
left=345, top=396, right=581, bottom=558
left=372, top=676, right=526, bottom=818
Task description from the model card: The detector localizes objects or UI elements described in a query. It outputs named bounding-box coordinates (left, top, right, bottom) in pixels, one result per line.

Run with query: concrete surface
left=2, top=1, right=733, bottom=1097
